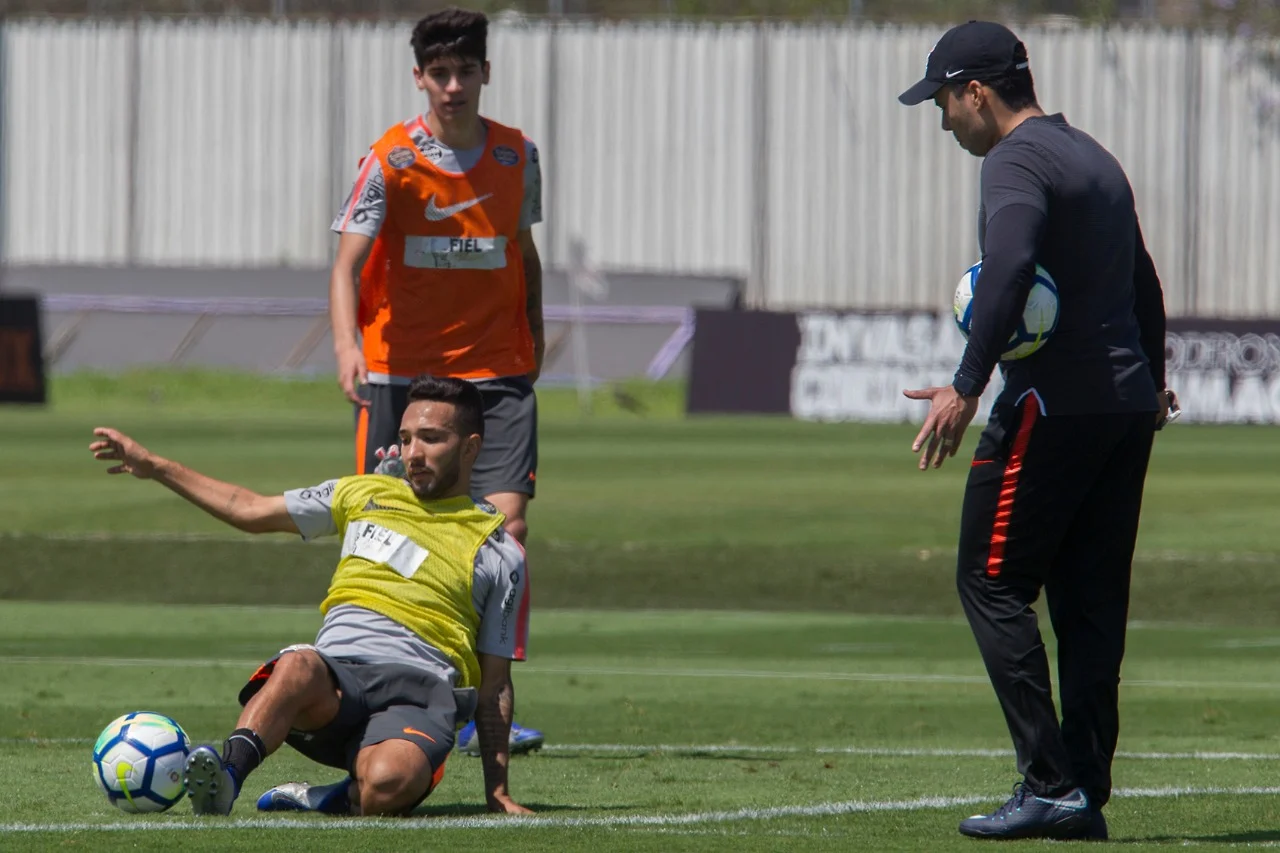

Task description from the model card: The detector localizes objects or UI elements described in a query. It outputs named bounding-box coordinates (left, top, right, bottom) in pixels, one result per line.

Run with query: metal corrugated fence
left=4, top=19, right=1279, bottom=316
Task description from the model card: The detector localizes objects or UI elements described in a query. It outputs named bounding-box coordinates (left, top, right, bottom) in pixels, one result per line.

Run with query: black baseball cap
left=898, top=21, right=1030, bottom=106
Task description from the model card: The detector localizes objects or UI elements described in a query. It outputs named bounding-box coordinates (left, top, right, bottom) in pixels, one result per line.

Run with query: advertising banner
left=688, top=309, right=1280, bottom=425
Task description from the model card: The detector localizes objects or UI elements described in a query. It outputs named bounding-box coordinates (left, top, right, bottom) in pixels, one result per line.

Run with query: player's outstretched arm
left=475, top=653, right=532, bottom=815
left=89, top=427, right=300, bottom=536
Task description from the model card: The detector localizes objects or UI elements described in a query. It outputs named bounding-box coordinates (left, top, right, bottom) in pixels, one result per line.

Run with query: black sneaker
left=958, top=782, right=1093, bottom=840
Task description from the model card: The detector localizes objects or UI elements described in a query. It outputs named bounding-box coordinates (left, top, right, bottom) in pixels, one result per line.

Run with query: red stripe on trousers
left=986, top=395, right=1040, bottom=577
left=355, top=407, right=370, bottom=474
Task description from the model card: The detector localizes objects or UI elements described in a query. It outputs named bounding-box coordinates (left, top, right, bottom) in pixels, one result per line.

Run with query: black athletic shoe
left=958, top=782, right=1093, bottom=840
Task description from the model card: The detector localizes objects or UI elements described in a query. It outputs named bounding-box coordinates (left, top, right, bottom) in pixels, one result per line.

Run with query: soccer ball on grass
left=92, top=711, right=192, bottom=813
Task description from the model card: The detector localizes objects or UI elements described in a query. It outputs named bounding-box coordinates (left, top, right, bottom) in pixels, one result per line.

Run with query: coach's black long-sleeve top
left=954, top=113, right=1166, bottom=414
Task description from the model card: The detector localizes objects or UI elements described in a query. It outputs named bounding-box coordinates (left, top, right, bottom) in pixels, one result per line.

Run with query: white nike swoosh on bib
left=425, top=193, right=493, bottom=221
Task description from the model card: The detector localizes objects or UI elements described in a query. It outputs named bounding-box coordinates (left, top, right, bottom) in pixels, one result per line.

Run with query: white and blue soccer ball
left=92, top=711, right=192, bottom=813
left=953, top=261, right=1060, bottom=360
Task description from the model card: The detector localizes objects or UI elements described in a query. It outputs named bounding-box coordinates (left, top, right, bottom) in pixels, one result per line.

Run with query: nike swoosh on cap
left=944, top=68, right=965, bottom=78
left=425, top=193, right=493, bottom=221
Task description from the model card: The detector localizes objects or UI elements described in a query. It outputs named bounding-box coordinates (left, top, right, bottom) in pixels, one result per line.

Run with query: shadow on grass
left=533, top=749, right=799, bottom=762
left=409, top=802, right=629, bottom=819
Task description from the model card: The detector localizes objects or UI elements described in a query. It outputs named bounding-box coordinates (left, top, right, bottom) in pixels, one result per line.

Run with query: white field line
left=1, top=786, right=1278, bottom=833
left=1, top=655, right=1278, bottom=693
left=6, top=738, right=1280, bottom=764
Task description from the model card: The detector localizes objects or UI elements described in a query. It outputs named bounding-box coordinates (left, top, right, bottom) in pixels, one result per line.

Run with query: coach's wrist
left=952, top=374, right=984, bottom=399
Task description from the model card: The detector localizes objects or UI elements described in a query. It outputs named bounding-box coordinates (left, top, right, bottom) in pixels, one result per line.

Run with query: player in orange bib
left=328, top=7, right=545, bottom=756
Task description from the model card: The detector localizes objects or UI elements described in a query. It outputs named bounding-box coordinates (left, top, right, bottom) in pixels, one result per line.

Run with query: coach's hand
left=336, top=344, right=369, bottom=407
left=89, top=428, right=158, bottom=479
left=1155, top=389, right=1179, bottom=430
left=487, top=792, right=533, bottom=815
left=903, top=386, right=980, bottom=471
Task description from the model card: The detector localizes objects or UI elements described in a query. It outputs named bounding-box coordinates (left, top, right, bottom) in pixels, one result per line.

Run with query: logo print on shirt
left=363, top=497, right=411, bottom=514
left=386, top=146, right=416, bottom=169
left=425, top=193, right=493, bottom=221
left=492, top=145, right=520, bottom=167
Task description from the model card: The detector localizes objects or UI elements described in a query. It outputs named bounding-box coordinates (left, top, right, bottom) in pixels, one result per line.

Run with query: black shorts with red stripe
left=956, top=392, right=1155, bottom=809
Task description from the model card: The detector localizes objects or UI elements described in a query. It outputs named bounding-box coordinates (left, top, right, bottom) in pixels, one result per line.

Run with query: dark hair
left=984, top=70, right=1039, bottom=111
left=411, top=7, right=488, bottom=69
left=406, top=374, right=485, bottom=440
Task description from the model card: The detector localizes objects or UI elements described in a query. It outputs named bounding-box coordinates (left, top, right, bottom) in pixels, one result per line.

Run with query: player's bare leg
left=237, top=648, right=342, bottom=751
left=351, top=739, right=437, bottom=816
left=485, top=491, right=529, bottom=546
left=186, top=648, right=341, bottom=816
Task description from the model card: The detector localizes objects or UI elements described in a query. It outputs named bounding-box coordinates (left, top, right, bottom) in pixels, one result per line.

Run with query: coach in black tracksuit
left=898, top=21, right=1176, bottom=842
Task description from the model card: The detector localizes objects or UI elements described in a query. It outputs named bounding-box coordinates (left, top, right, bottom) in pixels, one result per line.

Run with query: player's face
left=413, top=54, right=490, bottom=123
left=934, top=84, right=997, bottom=157
left=398, top=400, right=481, bottom=501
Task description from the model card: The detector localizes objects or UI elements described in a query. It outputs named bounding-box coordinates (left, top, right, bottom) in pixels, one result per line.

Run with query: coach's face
left=398, top=400, right=481, bottom=501
left=934, top=83, right=998, bottom=157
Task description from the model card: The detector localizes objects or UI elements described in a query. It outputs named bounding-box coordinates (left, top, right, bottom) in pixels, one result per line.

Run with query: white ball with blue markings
left=953, top=261, right=1060, bottom=360
left=92, top=711, right=192, bottom=813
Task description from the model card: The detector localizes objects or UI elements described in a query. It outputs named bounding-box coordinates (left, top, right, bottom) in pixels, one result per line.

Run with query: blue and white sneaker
left=456, top=721, right=545, bottom=756
left=958, top=782, right=1093, bottom=840
left=256, top=778, right=352, bottom=814
left=184, top=746, right=239, bottom=816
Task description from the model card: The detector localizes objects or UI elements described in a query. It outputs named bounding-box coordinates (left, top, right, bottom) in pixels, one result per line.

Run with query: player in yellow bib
left=88, top=375, right=531, bottom=818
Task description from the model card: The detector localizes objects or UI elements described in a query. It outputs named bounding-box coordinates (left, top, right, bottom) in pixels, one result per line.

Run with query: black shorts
left=238, top=645, right=478, bottom=783
left=355, top=377, right=538, bottom=499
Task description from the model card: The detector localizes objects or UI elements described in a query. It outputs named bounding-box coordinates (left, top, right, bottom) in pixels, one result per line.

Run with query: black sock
left=221, top=728, right=267, bottom=789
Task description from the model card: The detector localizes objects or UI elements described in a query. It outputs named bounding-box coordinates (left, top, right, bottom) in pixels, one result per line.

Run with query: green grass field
left=2, top=369, right=1279, bottom=850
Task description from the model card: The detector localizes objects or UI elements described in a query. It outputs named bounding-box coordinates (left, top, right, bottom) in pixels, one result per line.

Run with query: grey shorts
left=238, top=646, right=478, bottom=781
left=355, top=377, right=538, bottom=499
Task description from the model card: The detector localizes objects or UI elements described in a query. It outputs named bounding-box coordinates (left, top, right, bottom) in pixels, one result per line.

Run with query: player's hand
left=372, top=445, right=406, bottom=478
left=902, top=385, right=980, bottom=471
left=89, top=428, right=158, bottom=479
left=526, top=340, right=545, bottom=385
left=336, top=344, right=368, bottom=407
left=486, top=793, right=533, bottom=815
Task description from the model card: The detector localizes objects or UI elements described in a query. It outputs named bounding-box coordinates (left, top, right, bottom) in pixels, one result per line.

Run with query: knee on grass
left=354, top=755, right=431, bottom=817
